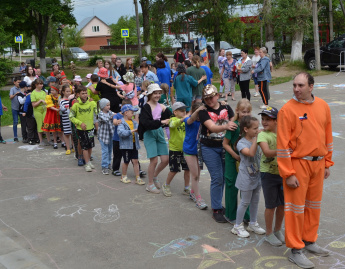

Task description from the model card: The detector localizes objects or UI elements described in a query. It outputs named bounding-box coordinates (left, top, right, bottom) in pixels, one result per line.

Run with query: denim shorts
left=260, top=172, right=284, bottom=209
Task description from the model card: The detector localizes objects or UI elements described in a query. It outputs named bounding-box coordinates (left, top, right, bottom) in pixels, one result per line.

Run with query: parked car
left=69, top=47, right=89, bottom=61
left=22, top=49, right=34, bottom=55
left=304, top=34, right=345, bottom=70
left=207, top=41, right=241, bottom=66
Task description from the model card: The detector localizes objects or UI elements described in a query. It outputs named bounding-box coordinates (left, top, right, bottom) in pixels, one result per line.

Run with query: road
left=0, top=73, right=344, bottom=268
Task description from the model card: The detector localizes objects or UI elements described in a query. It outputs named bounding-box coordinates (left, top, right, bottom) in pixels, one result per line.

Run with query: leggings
left=236, top=184, right=261, bottom=226
left=258, top=80, right=270, bottom=105
left=239, top=80, right=250, bottom=101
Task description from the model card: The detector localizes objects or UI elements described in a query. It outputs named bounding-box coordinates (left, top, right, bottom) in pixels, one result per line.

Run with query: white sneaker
left=254, top=92, right=259, bottom=97
left=85, top=164, right=92, bottom=172
left=247, top=222, right=266, bottom=235
left=260, top=105, right=267, bottom=109
left=231, top=223, right=250, bottom=238
left=89, top=162, right=95, bottom=169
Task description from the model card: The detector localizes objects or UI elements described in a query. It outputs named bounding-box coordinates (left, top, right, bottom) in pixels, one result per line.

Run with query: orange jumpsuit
left=277, top=96, right=334, bottom=249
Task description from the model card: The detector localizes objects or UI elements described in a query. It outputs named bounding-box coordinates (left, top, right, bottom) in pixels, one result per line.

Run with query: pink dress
left=121, top=83, right=138, bottom=106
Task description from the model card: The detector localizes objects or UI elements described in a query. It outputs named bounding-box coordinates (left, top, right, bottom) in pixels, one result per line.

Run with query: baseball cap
left=172, top=101, right=187, bottom=111
left=146, top=60, right=152, bottom=65
left=19, top=81, right=27, bottom=88
left=258, top=106, right=278, bottom=119
left=141, top=57, right=147, bottom=61
left=121, top=104, right=138, bottom=113
left=46, top=76, right=57, bottom=83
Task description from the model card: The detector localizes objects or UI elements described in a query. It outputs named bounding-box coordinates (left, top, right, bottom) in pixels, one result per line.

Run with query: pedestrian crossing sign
left=15, top=34, right=23, bottom=43
left=121, top=29, right=129, bottom=38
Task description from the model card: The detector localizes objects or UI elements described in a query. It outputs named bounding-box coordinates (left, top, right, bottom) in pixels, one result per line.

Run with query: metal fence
left=87, top=47, right=176, bottom=56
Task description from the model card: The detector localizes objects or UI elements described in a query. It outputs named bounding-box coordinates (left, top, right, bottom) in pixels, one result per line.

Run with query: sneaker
left=224, top=215, right=236, bottom=225
left=182, top=186, right=191, bottom=195
left=66, top=150, right=71, bottom=155
left=36, top=139, right=40, bottom=143
left=23, top=138, right=28, bottom=143
left=162, top=184, right=172, bottom=197
left=288, top=249, right=315, bottom=269
left=112, top=170, right=121, bottom=176
left=89, top=162, right=95, bottom=169
left=189, top=192, right=197, bottom=202
left=85, top=164, right=92, bottom=172
left=0, top=139, right=6, bottom=144
left=120, top=176, right=131, bottom=184
left=254, top=92, right=260, bottom=97
left=108, top=165, right=112, bottom=172
left=265, top=233, right=283, bottom=246
left=14, top=138, right=19, bottom=142
left=195, top=198, right=208, bottom=210
left=260, top=104, right=268, bottom=109
left=135, top=178, right=145, bottom=185
left=153, top=179, right=161, bottom=189
left=28, top=140, right=35, bottom=145
left=146, top=184, right=160, bottom=194
left=61, top=143, right=66, bottom=148
left=53, top=144, right=58, bottom=149
left=304, top=242, right=330, bottom=257
left=140, top=170, right=146, bottom=176
left=102, top=168, right=109, bottom=175
left=78, top=158, right=84, bottom=166
left=274, top=230, right=285, bottom=244
left=90, top=156, right=93, bottom=161
left=247, top=222, right=266, bottom=235
left=212, top=210, right=227, bottom=223
left=231, top=223, right=250, bottom=238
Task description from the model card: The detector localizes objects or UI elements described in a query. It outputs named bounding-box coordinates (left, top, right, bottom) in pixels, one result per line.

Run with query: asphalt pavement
left=0, top=72, right=345, bottom=269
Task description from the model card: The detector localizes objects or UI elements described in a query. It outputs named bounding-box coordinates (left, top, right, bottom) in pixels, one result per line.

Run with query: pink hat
left=86, top=73, right=92, bottom=79
left=74, top=75, right=82, bottom=82
left=97, top=67, right=109, bottom=78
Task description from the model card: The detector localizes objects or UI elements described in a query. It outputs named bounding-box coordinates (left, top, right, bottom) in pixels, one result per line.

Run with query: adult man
left=111, top=54, right=117, bottom=68
left=277, top=72, right=333, bottom=269
left=140, top=62, right=159, bottom=83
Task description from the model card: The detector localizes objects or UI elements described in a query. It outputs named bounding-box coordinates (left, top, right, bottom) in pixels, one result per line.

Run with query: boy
left=117, top=104, right=144, bottom=185
left=69, top=86, right=97, bottom=172
left=257, top=107, right=285, bottom=246
left=162, top=102, right=190, bottom=197
left=69, top=87, right=83, bottom=163
left=17, top=81, right=28, bottom=143
left=98, top=98, right=115, bottom=175
left=9, top=77, right=22, bottom=141
left=200, top=57, right=213, bottom=85
left=87, top=74, right=100, bottom=135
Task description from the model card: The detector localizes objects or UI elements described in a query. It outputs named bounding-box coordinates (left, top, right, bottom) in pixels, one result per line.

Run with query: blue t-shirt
left=0, top=96, right=3, bottom=116
left=201, top=66, right=213, bottom=85
left=157, top=67, right=171, bottom=87
left=183, top=117, right=201, bottom=155
left=112, top=113, right=124, bottom=141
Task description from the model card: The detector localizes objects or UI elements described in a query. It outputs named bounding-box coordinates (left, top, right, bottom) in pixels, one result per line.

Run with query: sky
left=72, top=0, right=141, bottom=25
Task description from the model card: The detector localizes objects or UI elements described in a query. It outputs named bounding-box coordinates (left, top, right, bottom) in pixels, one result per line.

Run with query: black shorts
left=77, top=129, right=95, bottom=150
left=169, top=150, right=189, bottom=172
left=261, top=172, right=284, bottom=209
left=121, top=145, right=138, bottom=163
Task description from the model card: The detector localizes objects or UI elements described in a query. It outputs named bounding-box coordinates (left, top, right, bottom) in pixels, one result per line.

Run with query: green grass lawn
left=0, top=90, right=12, bottom=126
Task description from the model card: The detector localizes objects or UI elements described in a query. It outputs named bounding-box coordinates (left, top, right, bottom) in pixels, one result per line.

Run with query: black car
left=304, top=34, right=345, bottom=70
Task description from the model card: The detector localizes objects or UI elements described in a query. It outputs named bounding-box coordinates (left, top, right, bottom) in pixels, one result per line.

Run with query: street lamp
left=57, top=26, right=64, bottom=68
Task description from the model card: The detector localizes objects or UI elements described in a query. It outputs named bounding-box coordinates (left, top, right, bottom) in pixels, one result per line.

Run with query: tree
left=63, top=26, right=85, bottom=48
left=109, top=16, right=140, bottom=46
left=140, top=0, right=151, bottom=48
left=3, top=0, right=76, bottom=72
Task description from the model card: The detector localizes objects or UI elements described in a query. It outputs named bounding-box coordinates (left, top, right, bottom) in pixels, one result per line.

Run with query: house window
left=92, top=26, right=100, bottom=32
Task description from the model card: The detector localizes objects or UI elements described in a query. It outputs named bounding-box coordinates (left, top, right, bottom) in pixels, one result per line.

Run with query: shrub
left=88, top=55, right=104, bottom=67
left=0, top=59, right=17, bottom=87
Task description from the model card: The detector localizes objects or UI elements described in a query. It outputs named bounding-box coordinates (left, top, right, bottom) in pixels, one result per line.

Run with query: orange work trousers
left=283, top=158, right=325, bottom=249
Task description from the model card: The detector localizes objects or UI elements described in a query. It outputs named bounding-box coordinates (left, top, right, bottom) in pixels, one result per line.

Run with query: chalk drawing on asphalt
left=93, top=204, right=120, bottom=223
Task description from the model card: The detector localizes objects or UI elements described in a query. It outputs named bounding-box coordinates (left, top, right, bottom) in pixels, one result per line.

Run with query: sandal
left=66, top=150, right=71, bottom=155
left=120, top=176, right=131, bottom=184
left=136, top=178, right=145, bottom=185
left=0, top=139, right=6, bottom=144
left=232, top=98, right=236, bottom=101
left=146, top=184, right=160, bottom=194
left=153, top=179, right=161, bottom=189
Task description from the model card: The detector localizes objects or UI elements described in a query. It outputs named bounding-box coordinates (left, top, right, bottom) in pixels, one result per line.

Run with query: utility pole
left=134, top=0, right=142, bottom=60
left=329, top=0, right=334, bottom=41
left=313, top=0, right=321, bottom=70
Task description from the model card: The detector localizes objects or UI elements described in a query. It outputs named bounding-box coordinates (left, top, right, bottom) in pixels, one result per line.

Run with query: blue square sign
left=15, top=34, right=23, bottom=43
left=121, top=29, right=129, bottom=38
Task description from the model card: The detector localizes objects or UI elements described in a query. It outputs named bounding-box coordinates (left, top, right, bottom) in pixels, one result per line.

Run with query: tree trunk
left=329, top=0, right=334, bottom=41
left=312, top=0, right=321, bottom=70
left=134, top=0, right=142, bottom=60
left=140, top=0, right=150, bottom=47
left=290, top=30, right=303, bottom=61
left=263, top=0, right=275, bottom=55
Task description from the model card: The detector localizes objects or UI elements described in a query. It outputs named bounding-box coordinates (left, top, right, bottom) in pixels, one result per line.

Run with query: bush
left=0, top=59, right=17, bottom=87
left=88, top=55, right=105, bottom=67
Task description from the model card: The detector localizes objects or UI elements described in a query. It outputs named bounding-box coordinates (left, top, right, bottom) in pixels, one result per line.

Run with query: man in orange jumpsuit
left=277, top=72, right=334, bottom=269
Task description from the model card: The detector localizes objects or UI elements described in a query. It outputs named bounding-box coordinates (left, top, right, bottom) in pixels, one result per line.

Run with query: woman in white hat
left=139, top=83, right=172, bottom=194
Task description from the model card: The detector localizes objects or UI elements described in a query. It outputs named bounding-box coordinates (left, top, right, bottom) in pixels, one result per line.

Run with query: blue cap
left=19, top=81, right=27, bottom=88
left=121, top=104, right=138, bottom=113
left=146, top=60, right=152, bottom=65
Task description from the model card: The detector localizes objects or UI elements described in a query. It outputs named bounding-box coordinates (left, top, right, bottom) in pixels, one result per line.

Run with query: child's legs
left=153, top=155, right=168, bottom=178
left=19, top=114, right=27, bottom=139
left=64, top=134, right=71, bottom=150
left=236, top=190, right=254, bottom=226
left=166, top=172, right=177, bottom=185
left=275, top=205, right=284, bottom=232
left=45, top=132, right=51, bottom=142
left=132, top=159, right=139, bottom=177
left=248, top=185, right=261, bottom=223
left=184, top=170, right=190, bottom=187
left=26, top=117, right=35, bottom=141
left=112, top=141, right=122, bottom=171
left=185, top=155, right=200, bottom=196
left=107, top=143, right=113, bottom=167
left=225, top=161, right=240, bottom=221
left=148, top=157, right=158, bottom=185
left=122, top=162, right=129, bottom=175
left=99, top=139, right=110, bottom=168
left=52, top=131, right=57, bottom=143
left=167, top=151, right=180, bottom=185
left=12, top=109, right=19, bottom=138
left=59, top=132, right=65, bottom=143
left=265, top=208, right=276, bottom=235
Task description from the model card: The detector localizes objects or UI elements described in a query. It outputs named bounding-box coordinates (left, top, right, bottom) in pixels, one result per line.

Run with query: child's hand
left=81, top=123, right=87, bottom=130
left=41, top=100, right=46, bottom=105
left=131, top=129, right=137, bottom=133
left=197, top=104, right=206, bottom=111
left=201, top=75, right=207, bottom=80
left=3, top=106, right=8, bottom=111
left=161, top=119, right=170, bottom=125
left=226, top=121, right=237, bottom=131
left=234, top=154, right=240, bottom=162
left=22, top=113, right=26, bottom=117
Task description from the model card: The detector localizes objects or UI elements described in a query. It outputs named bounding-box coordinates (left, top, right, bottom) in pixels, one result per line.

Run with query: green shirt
left=69, top=98, right=97, bottom=130
left=30, top=90, right=47, bottom=111
left=169, top=117, right=185, bottom=151
left=224, top=120, right=240, bottom=164
left=186, top=66, right=206, bottom=96
left=87, top=83, right=100, bottom=102
left=257, top=131, right=279, bottom=174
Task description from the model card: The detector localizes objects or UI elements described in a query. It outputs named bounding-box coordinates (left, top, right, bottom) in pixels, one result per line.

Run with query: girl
left=139, top=83, right=171, bottom=194
left=231, top=116, right=265, bottom=238
left=159, top=83, right=172, bottom=139
left=30, top=78, right=47, bottom=145
left=50, top=63, right=65, bottom=77
left=118, top=72, right=139, bottom=122
left=41, top=84, right=61, bottom=149
left=60, top=84, right=73, bottom=154
left=125, top=58, right=135, bottom=72
left=23, top=65, right=36, bottom=89
left=104, top=60, right=121, bottom=83
left=183, top=103, right=208, bottom=209
left=223, top=99, right=252, bottom=224
left=236, top=49, right=252, bottom=101
left=220, top=51, right=237, bottom=102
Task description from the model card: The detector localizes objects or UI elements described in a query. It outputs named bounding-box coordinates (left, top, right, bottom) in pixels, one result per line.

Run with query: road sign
left=121, top=29, right=129, bottom=38
left=15, top=34, right=23, bottom=43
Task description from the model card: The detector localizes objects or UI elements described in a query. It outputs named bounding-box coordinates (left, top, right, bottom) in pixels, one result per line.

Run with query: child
left=134, top=67, right=143, bottom=89
left=9, top=77, right=22, bottom=141
left=231, top=116, right=265, bottom=238
left=158, top=83, right=172, bottom=110
left=257, top=107, right=285, bottom=246
left=0, top=95, right=8, bottom=143
left=41, top=84, right=61, bottom=149
left=69, top=86, right=97, bottom=172
left=73, top=75, right=83, bottom=87
left=162, top=102, right=190, bottom=197
left=138, top=80, right=151, bottom=109
left=183, top=103, right=208, bottom=209
left=98, top=98, right=115, bottom=175
left=87, top=74, right=100, bottom=135
left=119, top=72, right=139, bottom=122
left=69, top=87, right=83, bottom=164
left=86, top=73, right=92, bottom=86
left=117, top=104, right=144, bottom=185
left=22, top=84, right=39, bottom=145
left=223, top=99, right=252, bottom=224
left=139, top=83, right=171, bottom=194
left=17, top=81, right=28, bottom=143
left=60, top=84, right=73, bottom=154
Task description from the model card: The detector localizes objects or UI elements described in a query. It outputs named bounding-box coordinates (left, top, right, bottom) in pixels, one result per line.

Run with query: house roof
left=77, top=16, right=110, bottom=32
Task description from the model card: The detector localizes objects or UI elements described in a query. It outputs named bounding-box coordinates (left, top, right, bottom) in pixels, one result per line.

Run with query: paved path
left=0, top=72, right=344, bottom=268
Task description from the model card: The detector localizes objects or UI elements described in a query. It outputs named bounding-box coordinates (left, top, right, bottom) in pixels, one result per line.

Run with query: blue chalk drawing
left=273, top=91, right=284, bottom=94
